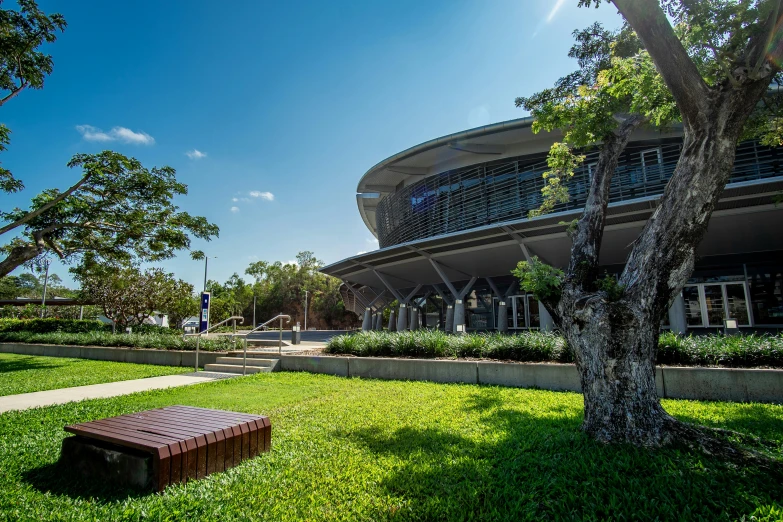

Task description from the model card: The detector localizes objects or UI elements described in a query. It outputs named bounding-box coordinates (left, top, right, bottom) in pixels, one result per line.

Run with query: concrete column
left=668, top=292, right=687, bottom=335
left=388, top=310, right=396, bottom=331
left=453, top=299, right=465, bottom=334
left=397, top=304, right=408, bottom=331
left=445, top=304, right=454, bottom=332
left=539, top=302, right=554, bottom=332
left=410, top=307, right=419, bottom=331
left=373, top=312, right=381, bottom=330
left=362, top=308, right=372, bottom=332
left=421, top=306, right=428, bottom=328
left=497, top=301, right=509, bottom=333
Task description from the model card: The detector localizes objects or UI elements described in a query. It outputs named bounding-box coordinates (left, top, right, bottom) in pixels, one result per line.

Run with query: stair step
left=203, top=364, right=270, bottom=374
left=215, top=356, right=276, bottom=366
left=226, top=351, right=283, bottom=359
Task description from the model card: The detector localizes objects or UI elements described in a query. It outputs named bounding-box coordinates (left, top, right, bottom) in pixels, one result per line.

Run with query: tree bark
left=0, top=242, right=40, bottom=277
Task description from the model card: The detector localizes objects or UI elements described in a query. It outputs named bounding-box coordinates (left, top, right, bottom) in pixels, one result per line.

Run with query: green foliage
left=74, top=262, right=195, bottom=329
left=0, top=0, right=66, bottom=195
left=0, top=353, right=187, bottom=396
left=0, top=318, right=108, bottom=334
left=1, top=151, right=220, bottom=274
left=327, top=330, right=571, bottom=362
left=657, top=331, right=783, bottom=368
left=0, top=373, right=780, bottom=519
left=511, top=256, right=564, bottom=302
left=596, top=272, right=625, bottom=301
left=0, top=330, right=234, bottom=351
left=529, top=143, right=585, bottom=218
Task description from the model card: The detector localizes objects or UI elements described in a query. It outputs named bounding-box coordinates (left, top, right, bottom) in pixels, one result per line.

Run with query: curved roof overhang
left=356, top=116, right=684, bottom=237
left=331, top=176, right=783, bottom=294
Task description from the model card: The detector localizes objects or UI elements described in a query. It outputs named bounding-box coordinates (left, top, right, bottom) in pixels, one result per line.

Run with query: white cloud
left=76, top=125, right=155, bottom=145
left=186, top=149, right=207, bottom=160
left=230, top=206, right=240, bottom=213
left=545, top=0, right=567, bottom=23
left=249, top=191, right=275, bottom=201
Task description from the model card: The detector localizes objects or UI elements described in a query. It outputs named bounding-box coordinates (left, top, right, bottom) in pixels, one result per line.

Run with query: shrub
left=0, top=318, right=110, bottom=334
left=326, top=330, right=783, bottom=367
left=0, top=330, right=235, bottom=351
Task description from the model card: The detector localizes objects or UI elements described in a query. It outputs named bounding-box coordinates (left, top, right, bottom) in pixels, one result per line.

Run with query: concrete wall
left=0, top=343, right=221, bottom=368
left=279, top=355, right=783, bottom=404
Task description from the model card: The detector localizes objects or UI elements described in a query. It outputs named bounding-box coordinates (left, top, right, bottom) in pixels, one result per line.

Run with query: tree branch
left=612, top=0, right=709, bottom=128
left=0, top=171, right=94, bottom=237
left=567, top=114, right=646, bottom=286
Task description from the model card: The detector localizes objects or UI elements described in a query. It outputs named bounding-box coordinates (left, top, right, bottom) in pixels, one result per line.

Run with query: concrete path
left=0, top=371, right=237, bottom=414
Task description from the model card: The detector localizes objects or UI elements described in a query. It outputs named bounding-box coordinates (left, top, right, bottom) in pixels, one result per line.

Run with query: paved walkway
left=0, top=371, right=237, bottom=413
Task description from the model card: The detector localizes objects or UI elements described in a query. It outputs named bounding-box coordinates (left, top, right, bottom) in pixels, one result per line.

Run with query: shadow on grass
left=0, top=355, right=63, bottom=374
left=22, top=461, right=150, bottom=503
left=338, top=387, right=783, bottom=520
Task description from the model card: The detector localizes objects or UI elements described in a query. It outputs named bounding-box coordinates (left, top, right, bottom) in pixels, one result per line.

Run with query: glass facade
left=375, top=139, right=781, bottom=248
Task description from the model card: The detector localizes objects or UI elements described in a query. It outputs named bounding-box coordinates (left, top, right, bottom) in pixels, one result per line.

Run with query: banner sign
left=199, top=292, right=211, bottom=333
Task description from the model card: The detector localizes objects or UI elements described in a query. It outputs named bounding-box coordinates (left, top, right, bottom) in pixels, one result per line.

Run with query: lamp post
left=39, top=259, right=51, bottom=319
left=202, top=256, right=216, bottom=293
left=304, top=290, right=308, bottom=331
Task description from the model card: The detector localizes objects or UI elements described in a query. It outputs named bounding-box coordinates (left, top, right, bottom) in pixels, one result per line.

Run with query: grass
left=0, top=353, right=190, bottom=396
left=326, top=330, right=783, bottom=368
left=0, top=372, right=781, bottom=521
left=0, top=331, right=236, bottom=351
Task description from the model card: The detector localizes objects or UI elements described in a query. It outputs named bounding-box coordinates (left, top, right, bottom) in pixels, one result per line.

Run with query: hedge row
left=325, top=330, right=783, bottom=368
left=0, top=318, right=179, bottom=336
left=0, top=330, right=235, bottom=351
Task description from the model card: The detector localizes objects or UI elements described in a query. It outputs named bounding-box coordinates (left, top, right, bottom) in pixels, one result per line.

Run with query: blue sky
left=1, top=0, right=622, bottom=289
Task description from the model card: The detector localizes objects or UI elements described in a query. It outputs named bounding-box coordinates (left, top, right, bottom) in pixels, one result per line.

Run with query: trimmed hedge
left=0, top=318, right=179, bottom=336
left=326, top=330, right=783, bottom=368
left=0, top=330, right=235, bottom=351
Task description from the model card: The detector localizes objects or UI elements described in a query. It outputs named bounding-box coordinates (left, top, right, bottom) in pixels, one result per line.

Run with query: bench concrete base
left=279, top=355, right=783, bottom=404
left=60, top=436, right=152, bottom=491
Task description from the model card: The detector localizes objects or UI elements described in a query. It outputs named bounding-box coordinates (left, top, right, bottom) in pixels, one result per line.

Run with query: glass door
left=703, top=284, right=725, bottom=327
left=725, top=283, right=751, bottom=326
left=684, top=282, right=753, bottom=328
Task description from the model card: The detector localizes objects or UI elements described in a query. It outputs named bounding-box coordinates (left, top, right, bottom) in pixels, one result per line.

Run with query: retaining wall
left=0, top=343, right=221, bottom=368
left=280, top=355, right=783, bottom=404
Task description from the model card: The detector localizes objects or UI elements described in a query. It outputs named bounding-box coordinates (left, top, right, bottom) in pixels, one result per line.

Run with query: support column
left=497, top=300, right=509, bottom=333
left=362, top=308, right=372, bottom=332
left=445, top=304, right=454, bottom=332
left=453, top=299, right=465, bottom=334
left=410, top=307, right=419, bottom=331
left=397, top=304, right=408, bottom=331
left=668, top=292, right=687, bottom=335
left=539, top=302, right=554, bottom=332
left=388, top=310, right=396, bottom=331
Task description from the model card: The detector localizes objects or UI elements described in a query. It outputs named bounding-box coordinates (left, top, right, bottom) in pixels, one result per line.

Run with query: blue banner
left=199, top=292, right=211, bottom=333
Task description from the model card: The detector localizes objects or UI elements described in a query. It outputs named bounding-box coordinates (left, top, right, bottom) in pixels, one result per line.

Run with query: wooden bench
left=60, top=405, right=271, bottom=491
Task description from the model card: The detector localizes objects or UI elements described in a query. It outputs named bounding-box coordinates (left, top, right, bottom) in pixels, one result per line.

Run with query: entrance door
left=684, top=282, right=753, bottom=328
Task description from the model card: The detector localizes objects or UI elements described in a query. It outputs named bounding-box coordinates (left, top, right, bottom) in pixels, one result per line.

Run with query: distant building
left=321, top=117, right=783, bottom=334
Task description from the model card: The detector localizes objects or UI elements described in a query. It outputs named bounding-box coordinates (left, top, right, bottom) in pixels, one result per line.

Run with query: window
left=682, top=283, right=752, bottom=328
left=747, top=265, right=783, bottom=325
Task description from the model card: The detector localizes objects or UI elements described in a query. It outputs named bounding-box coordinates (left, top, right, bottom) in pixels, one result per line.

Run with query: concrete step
left=226, top=351, right=283, bottom=359
left=215, top=356, right=276, bottom=367
left=202, top=363, right=271, bottom=374
left=246, top=339, right=291, bottom=347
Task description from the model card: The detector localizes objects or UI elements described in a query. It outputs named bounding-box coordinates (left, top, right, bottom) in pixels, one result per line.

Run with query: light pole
left=39, top=259, right=51, bottom=319
left=304, top=290, right=308, bottom=331
left=202, top=255, right=217, bottom=293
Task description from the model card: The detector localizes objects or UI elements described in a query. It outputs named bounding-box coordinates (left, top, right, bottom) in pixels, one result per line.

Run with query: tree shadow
left=22, top=461, right=150, bottom=503
left=336, top=387, right=783, bottom=520
left=0, top=355, right=63, bottom=373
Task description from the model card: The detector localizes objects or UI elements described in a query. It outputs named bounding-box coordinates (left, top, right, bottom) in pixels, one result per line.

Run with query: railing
left=243, top=314, right=291, bottom=355
left=183, top=316, right=246, bottom=374
left=375, top=138, right=783, bottom=247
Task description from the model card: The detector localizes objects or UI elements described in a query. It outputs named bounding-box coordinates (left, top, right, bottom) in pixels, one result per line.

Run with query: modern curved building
left=321, top=117, right=783, bottom=334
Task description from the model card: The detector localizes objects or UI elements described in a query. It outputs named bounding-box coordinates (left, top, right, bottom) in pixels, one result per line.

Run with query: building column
left=539, top=302, right=554, bottom=332
left=362, top=308, right=372, bottom=332
left=453, top=299, right=466, bottom=334
left=410, top=307, right=419, bottom=331
left=668, top=292, right=687, bottom=335
left=497, top=300, right=509, bottom=333
left=397, top=304, right=408, bottom=331
left=373, top=312, right=382, bottom=330
left=445, top=304, right=454, bottom=332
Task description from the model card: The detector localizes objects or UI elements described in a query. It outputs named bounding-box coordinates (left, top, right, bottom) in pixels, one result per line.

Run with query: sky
left=0, top=0, right=623, bottom=289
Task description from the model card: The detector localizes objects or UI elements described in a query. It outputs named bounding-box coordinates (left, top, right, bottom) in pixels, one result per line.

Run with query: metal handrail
left=241, top=314, right=291, bottom=354
left=183, top=316, right=248, bottom=375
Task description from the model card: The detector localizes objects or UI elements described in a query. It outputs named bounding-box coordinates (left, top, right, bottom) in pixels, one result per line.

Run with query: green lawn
left=0, top=353, right=190, bottom=396
left=0, top=373, right=782, bottom=521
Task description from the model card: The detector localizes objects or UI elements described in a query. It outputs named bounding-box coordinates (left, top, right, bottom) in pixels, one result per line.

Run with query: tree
left=515, top=0, right=783, bottom=459
left=75, top=263, right=195, bottom=330
left=0, top=151, right=220, bottom=277
left=0, top=0, right=65, bottom=194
